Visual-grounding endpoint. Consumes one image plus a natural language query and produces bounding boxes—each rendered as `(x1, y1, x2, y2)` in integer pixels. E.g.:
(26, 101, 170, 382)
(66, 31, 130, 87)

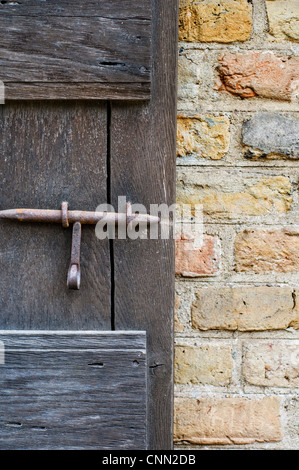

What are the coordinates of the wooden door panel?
(0, 331, 147, 450)
(0, 0, 152, 100)
(0, 102, 111, 330)
(0, 0, 178, 450)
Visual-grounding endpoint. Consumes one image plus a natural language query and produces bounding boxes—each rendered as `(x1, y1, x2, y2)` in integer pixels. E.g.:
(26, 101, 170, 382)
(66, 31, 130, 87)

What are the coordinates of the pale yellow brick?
(177, 115, 230, 160)
(177, 173, 292, 219)
(243, 341, 299, 387)
(179, 0, 252, 42)
(266, 0, 299, 42)
(175, 343, 233, 385)
(191, 286, 299, 331)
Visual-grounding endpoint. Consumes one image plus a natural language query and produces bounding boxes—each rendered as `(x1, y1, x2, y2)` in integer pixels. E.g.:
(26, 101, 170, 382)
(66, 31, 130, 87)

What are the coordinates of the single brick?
(179, 0, 252, 43)
(242, 114, 299, 160)
(175, 233, 221, 277)
(266, 0, 299, 42)
(235, 229, 299, 273)
(174, 397, 282, 445)
(243, 341, 299, 388)
(177, 172, 292, 218)
(175, 343, 233, 385)
(177, 115, 230, 160)
(191, 286, 299, 331)
(217, 52, 299, 101)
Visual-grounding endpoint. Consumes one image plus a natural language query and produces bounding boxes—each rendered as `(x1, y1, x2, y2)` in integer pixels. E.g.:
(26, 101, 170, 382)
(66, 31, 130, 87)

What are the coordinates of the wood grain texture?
(0, 102, 111, 330)
(0, 0, 151, 18)
(0, 331, 147, 450)
(5, 83, 150, 101)
(110, 0, 178, 450)
(0, 330, 146, 350)
(0, 0, 152, 100)
(0, 0, 178, 450)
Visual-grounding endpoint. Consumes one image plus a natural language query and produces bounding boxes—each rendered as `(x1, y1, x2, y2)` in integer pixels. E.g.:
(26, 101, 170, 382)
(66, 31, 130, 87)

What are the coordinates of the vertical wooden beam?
(110, 0, 178, 449)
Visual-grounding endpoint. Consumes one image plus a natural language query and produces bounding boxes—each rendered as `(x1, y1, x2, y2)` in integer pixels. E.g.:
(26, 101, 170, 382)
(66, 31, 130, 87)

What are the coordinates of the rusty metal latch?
(0, 202, 160, 290)
(67, 221, 82, 290)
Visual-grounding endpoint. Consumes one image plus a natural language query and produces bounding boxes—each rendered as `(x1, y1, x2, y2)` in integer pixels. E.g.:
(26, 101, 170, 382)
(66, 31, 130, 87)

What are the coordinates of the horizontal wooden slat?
(4, 82, 150, 100)
(0, 0, 151, 18)
(0, 331, 147, 450)
(0, 331, 146, 350)
(0, 17, 151, 83)
(0, 0, 152, 100)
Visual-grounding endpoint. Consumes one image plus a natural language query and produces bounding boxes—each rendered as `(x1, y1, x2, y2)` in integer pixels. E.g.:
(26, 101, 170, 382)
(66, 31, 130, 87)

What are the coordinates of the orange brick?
(235, 229, 299, 273)
(175, 233, 220, 277)
(217, 52, 299, 101)
(174, 397, 282, 445)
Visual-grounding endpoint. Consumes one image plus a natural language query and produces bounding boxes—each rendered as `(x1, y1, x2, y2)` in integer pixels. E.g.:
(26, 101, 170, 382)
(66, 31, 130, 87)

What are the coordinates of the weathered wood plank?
(0, 0, 152, 99)
(0, 332, 147, 450)
(5, 83, 150, 101)
(0, 0, 151, 18)
(0, 331, 146, 350)
(110, 0, 178, 450)
(0, 102, 111, 330)
(0, 17, 151, 82)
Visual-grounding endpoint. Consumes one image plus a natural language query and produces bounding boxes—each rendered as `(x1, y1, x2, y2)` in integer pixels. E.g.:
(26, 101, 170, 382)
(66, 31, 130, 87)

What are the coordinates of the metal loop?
(67, 263, 81, 290)
(67, 221, 81, 290)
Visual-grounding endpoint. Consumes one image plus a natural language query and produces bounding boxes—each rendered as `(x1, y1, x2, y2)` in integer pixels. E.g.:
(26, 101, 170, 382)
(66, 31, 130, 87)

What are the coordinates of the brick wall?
(175, 0, 299, 449)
